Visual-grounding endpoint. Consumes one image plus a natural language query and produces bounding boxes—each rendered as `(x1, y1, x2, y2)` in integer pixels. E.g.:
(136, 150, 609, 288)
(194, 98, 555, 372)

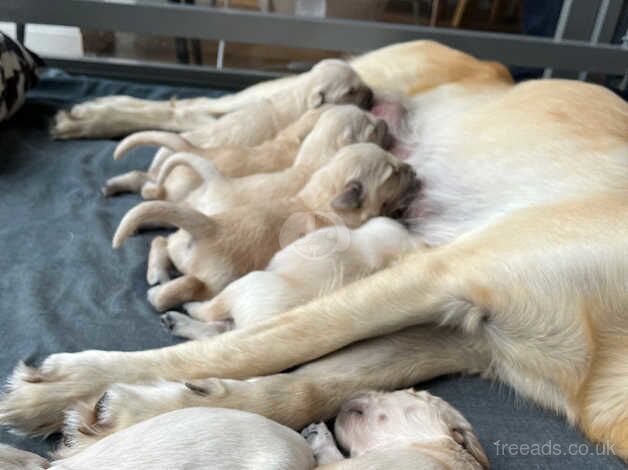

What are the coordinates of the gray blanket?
(0, 70, 624, 469)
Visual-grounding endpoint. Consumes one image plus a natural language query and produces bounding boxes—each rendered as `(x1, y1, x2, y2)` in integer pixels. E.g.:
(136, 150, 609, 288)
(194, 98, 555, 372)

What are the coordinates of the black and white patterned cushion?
(0, 32, 43, 123)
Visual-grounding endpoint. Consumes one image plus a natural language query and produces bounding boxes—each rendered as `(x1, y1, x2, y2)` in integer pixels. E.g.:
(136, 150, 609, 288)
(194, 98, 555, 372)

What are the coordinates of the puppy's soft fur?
(162, 217, 419, 340)
(53, 58, 372, 142)
(3, 42, 628, 463)
(104, 106, 329, 199)
(0, 408, 315, 469)
(153, 105, 389, 214)
(0, 444, 49, 470)
(113, 143, 418, 310)
(304, 389, 488, 469)
(1, 391, 481, 469)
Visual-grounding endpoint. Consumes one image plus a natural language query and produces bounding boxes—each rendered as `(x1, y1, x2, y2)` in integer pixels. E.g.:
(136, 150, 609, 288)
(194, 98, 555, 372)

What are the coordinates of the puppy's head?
(306, 59, 373, 109)
(335, 389, 489, 468)
(297, 106, 390, 163)
(302, 143, 418, 228)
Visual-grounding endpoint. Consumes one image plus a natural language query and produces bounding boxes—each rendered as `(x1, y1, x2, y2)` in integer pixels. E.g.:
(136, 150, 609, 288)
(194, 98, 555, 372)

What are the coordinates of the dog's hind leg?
(55, 326, 489, 450)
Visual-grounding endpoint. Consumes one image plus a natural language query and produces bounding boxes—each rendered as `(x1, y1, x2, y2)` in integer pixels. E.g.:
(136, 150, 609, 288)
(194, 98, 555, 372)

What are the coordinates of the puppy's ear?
(331, 180, 364, 210)
(452, 427, 490, 469)
(308, 88, 325, 108)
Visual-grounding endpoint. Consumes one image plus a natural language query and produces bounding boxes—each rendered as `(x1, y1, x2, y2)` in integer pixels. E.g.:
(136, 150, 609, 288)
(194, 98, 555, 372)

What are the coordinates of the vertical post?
(545, 0, 602, 79)
(216, 0, 228, 70)
(16, 23, 26, 43)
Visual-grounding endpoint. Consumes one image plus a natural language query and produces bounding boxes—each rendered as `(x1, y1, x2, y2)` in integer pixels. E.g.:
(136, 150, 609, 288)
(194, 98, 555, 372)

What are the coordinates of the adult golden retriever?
(2, 41, 627, 462)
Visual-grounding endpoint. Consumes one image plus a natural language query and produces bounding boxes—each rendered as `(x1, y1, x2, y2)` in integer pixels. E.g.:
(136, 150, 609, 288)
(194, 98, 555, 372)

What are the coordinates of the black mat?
(0, 70, 624, 469)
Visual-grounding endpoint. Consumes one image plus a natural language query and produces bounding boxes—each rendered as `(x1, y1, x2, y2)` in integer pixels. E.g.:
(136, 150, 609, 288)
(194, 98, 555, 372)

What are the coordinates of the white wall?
(0, 23, 83, 57)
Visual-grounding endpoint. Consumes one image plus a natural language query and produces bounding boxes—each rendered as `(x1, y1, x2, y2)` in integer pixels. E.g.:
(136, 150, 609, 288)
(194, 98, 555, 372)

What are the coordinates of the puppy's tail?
(114, 131, 193, 160)
(0, 443, 50, 469)
(113, 201, 216, 248)
(157, 152, 223, 186)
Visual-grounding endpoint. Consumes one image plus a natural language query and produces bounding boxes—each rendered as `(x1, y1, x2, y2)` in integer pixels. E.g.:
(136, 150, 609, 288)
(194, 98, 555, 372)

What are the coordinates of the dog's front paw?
(0, 352, 115, 435)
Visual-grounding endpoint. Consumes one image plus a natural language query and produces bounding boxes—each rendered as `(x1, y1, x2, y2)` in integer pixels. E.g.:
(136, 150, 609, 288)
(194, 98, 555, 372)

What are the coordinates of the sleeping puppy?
(1, 408, 315, 470)
(1, 392, 483, 470)
(161, 217, 421, 340)
(153, 105, 390, 214)
(303, 389, 489, 469)
(112, 143, 418, 311)
(104, 106, 329, 199)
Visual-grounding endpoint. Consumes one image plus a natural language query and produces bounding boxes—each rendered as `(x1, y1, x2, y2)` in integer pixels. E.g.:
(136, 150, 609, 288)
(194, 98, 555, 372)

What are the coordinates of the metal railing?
(1, 0, 626, 88)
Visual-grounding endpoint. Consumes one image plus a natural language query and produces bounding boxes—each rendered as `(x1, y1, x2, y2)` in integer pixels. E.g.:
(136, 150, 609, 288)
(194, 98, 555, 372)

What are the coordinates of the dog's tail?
(114, 131, 193, 160)
(0, 443, 49, 469)
(157, 152, 223, 186)
(113, 201, 216, 248)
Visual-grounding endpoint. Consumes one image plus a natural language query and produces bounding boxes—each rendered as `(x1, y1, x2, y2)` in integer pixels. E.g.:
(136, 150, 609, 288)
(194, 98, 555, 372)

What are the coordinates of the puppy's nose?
(382, 131, 394, 150)
(362, 89, 374, 110)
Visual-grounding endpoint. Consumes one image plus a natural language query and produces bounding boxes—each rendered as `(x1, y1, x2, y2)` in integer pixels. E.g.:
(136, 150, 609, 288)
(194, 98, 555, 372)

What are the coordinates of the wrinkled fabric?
(0, 70, 624, 469)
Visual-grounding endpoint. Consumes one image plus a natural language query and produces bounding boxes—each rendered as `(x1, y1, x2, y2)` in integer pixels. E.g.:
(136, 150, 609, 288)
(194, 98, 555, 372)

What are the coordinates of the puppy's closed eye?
(331, 181, 364, 210)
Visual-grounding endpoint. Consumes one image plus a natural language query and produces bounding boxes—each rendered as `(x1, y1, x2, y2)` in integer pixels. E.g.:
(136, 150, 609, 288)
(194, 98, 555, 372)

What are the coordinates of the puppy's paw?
(50, 105, 102, 140)
(59, 382, 190, 455)
(147, 266, 170, 286)
(50, 96, 141, 139)
(160, 311, 181, 332)
(301, 422, 335, 448)
(0, 352, 113, 435)
(147, 285, 167, 311)
(161, 312, 226, 340)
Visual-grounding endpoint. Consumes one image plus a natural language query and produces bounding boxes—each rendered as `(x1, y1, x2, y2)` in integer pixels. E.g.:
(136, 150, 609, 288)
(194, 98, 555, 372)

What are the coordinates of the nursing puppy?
(104, 106, 329, 199)
(162, 217, 420, 340)
(113, 143, 418, 311)
(1, 408, 315, 470)
(53, 58, 373, 142)
(304, 389, 489, 469)
(153, 105, 389, 214)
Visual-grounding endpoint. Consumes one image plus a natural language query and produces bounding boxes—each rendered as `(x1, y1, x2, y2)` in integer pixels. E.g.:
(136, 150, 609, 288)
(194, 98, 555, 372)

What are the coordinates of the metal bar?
(1, 0, 627, 74)
(43, 56, 283, 89)
(549, 0, 601, 79)
(593, 0, 623, 43)
(578, 0, 621, 81)
(16, 22, 25, 43)
(544, 0, 573, 78)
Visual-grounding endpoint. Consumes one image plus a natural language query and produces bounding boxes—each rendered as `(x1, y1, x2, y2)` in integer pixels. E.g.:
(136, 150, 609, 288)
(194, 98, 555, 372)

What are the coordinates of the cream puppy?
(53, 58, 372, 141)
(303, 389, 489, 469)
(1, 408, 315, 470)
(154, 105, 389, 214)
(1, 392, 482, 470)
(113, 143, 418, 311)
(162, 217, 420, 340)
(104, 106, 329, 199)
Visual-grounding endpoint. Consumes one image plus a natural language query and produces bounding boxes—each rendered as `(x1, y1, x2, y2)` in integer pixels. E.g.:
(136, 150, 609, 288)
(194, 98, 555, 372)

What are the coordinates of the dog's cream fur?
(1, 41, 627, 463)
(151, 105, 389, 214)
(113, 143, 417, 309)
(162, 217, 419, 340)
(304, 389, 488, 469)
(103, 106, 329, 199)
